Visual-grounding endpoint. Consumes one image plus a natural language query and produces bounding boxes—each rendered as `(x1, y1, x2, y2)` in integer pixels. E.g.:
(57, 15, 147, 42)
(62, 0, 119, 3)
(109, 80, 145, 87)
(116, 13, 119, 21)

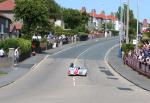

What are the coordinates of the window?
(5, 20, 8, 28)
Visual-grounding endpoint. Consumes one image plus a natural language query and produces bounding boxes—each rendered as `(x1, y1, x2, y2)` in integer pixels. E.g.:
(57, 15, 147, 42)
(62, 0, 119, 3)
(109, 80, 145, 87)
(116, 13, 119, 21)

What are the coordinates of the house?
(85, 8, 116, 31)
(80, 7, 116, 38)
(55, 19, 64, 29)
(0, 0, 22, 38)
(142, 19, 149, 33)
(0, 13, 11, 39)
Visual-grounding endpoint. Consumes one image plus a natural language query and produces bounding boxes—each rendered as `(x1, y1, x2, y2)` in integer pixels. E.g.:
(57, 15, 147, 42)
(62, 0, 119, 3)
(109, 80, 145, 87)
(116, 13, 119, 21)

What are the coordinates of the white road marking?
(95, 39, 98, 42)
(104, 44, 142, 88)
(104, 44, 123, 78)
(73, 45, 94, 87)
(104, 44, 119, 64)
(73, 77, 76, 86)
(4, 54, 50, 87)
(73, 42, 101, 87)
(32, 55, 49, 71)
(51, 47, 72, 56)
(74, 45, 96, 64)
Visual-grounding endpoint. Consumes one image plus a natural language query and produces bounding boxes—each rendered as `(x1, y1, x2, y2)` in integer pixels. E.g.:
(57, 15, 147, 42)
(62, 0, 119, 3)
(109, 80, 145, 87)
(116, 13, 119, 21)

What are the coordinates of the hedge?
(0, 38, 31, 61)
(78, 32, 88, 41)
(121, 43, 134, 55)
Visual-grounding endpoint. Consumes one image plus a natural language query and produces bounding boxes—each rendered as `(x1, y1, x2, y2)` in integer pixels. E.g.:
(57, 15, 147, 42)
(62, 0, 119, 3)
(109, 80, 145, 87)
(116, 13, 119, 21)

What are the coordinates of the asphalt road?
(0, 37, 149, 103)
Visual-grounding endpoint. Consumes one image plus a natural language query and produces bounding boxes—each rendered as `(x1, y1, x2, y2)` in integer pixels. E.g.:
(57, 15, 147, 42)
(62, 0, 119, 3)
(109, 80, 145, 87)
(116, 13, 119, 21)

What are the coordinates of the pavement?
(0, 42, 79, 88)
(107, 45, 150, 91)
(0, 40, 150, 92)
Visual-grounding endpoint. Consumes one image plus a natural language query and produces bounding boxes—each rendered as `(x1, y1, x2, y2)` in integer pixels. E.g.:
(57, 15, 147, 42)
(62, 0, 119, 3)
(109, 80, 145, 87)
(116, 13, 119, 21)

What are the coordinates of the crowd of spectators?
(126, 41, 150, 66)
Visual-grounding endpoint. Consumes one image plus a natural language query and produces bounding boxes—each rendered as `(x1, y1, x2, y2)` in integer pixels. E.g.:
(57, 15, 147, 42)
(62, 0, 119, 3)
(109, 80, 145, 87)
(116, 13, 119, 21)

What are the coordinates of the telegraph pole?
(136, 0, 140, 53)
(126, 0, 129, 44)
(118, 0, 123, 58)
(120, 0, 123, 46)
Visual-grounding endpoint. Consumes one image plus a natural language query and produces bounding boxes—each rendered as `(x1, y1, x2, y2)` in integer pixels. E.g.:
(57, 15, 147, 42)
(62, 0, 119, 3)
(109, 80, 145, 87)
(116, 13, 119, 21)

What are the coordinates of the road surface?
(0, 37, 149, 103)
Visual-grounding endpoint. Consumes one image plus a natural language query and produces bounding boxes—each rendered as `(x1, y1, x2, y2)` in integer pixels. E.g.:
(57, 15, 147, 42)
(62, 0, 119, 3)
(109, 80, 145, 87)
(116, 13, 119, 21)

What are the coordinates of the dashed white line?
(73, 77, 76, 86)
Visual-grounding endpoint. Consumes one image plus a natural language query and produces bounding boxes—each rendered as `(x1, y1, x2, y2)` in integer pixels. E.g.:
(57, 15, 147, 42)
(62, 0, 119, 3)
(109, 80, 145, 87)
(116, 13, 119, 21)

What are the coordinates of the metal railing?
(124, 56, 150, 78)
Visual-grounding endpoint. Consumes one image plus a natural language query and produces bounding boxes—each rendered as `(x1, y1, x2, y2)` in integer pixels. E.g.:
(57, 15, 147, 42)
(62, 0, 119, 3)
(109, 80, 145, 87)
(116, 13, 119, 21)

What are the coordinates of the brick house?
(142, 19, 149, 33)
(0, 13, 11, 39)
(0, 0, 22, 38)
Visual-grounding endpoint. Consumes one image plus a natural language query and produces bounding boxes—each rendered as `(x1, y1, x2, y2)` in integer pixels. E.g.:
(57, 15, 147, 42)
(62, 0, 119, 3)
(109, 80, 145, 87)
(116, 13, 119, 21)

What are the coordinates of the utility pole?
(136, 0, 140, 53)
(126, 0, 129, 44)
(120, 0, 123, 47)
(118, 0, 123, 58)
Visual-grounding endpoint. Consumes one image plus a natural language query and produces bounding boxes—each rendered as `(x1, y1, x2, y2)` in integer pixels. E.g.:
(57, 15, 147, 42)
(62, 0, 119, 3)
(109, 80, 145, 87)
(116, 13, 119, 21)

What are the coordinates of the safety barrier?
(125, 56, 150, 78)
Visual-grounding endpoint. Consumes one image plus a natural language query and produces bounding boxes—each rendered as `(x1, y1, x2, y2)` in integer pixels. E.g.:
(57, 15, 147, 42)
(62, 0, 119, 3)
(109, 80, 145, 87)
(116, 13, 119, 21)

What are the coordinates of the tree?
(101, 10, 105, 14)
(63, 8, 81, 29)
(62, 8, 89, 32)
(0, 0, 5, 2)
(116, 4, 137, 42)
(45, 0, 61, 20)
(14, 0, 49, 38)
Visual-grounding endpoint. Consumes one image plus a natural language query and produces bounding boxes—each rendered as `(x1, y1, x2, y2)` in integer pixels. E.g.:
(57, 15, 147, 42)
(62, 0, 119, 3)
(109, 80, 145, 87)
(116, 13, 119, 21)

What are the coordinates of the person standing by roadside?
(0, 48, 5, 57)
(14, 47, 20, 65)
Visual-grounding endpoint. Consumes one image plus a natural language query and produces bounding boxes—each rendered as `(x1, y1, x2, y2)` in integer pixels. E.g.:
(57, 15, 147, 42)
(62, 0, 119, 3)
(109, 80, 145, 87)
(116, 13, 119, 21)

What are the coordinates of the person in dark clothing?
(70, 63, 74, 68)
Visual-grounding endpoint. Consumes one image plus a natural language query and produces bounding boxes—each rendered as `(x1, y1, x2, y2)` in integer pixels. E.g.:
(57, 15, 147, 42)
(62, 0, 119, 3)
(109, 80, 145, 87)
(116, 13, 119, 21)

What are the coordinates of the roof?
(0, 0, 15, 11)
(0, 13, 11, 20)
(89, 12, 97, 17)
(106, 15, 116, 21)
(10, 22, 23, 32)
(97, 13, 106, 19)
(14, 22, 23, 30)
(89, 12, 116, 21)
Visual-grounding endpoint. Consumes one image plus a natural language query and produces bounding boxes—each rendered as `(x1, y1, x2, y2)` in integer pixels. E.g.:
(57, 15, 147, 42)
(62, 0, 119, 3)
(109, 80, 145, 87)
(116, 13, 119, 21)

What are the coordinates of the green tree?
(62, 8, 89, 32)
(45, 0, 61, 20)
(0, 0, 5, 2)
(63, 8, 81, 29)
(116, 4, 137, 42)
(101, 10, 105, 14)
(14, 0, 49, 38)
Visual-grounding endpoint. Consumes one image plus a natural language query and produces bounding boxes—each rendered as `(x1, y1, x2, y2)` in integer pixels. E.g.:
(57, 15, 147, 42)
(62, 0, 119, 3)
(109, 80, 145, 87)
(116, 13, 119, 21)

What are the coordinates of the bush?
(0, 38, 31, 61)
(111, 30, 119, 36)
(121, 43, 134, 55)
(1, 38, 18, 53)
(17, 38, 31, 54)
(78, 32, 88, 41)
(141, 32, 150, 41)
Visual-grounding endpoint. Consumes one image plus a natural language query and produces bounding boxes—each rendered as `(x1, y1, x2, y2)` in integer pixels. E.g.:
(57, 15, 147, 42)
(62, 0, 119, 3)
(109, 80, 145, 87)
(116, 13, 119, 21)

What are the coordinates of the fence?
(125, 56, 150, 78)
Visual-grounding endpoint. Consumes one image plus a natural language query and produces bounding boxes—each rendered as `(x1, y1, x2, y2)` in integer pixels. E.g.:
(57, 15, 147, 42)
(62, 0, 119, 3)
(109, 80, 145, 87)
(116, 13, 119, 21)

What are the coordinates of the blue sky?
(55, 0, 150, 23)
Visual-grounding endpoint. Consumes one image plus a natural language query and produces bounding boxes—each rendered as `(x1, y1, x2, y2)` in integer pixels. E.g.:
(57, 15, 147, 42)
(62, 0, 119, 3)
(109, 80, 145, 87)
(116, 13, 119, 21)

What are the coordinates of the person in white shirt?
(14, 47, 20, 64)
(0, 48, 5, 57)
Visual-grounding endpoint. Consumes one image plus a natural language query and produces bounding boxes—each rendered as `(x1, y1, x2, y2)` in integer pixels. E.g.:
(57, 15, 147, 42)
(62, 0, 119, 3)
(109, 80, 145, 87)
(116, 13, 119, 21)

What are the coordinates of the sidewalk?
(0, 42, 77, 88)
(107, 46, 150, 91)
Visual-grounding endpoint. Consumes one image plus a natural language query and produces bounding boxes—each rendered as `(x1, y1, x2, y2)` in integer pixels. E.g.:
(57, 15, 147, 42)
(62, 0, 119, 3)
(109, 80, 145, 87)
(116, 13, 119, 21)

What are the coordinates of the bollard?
(59, 41, 63, 46)
(53, 42, 57, 48)
(118, 48, 122, 58)
(8, 48, 14, 67)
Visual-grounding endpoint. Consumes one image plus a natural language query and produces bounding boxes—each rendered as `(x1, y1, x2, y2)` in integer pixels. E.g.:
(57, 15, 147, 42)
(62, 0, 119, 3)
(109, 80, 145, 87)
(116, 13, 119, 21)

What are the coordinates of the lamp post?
(136, 0, 140, 53)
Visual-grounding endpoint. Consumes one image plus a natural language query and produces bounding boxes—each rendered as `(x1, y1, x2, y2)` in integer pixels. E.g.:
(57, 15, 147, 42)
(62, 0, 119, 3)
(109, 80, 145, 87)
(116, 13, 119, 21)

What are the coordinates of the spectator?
(0, 48, 5, 57)
(14, 47, 20, 65)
